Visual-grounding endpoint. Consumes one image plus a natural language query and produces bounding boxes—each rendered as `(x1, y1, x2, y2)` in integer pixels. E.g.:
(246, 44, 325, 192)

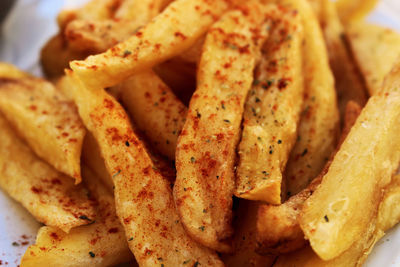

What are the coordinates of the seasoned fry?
(281, 0, 339, 196)
(57, 0, 122, 29)
(347, 22, 400, 96)
(256, 101, 361, 255)
(21, 166, 134, 267)
(274, 174, 400, 267)
(0, 76, 85, 182)
(300, 60, 400, 260)
(174, 4, 270, 252)
(0, 114, 95, 233)
(119, 70, 187, 160)
(221, 200, 276, 267)
(335, 0, 378, 24)
(40, 34, 87, 79)
(235, 6, 304, 203)
(67, 71, 223, 266)
(316, 0, 367, 120)
(70, 0, 233, 89)
(0, 62, 31, 79)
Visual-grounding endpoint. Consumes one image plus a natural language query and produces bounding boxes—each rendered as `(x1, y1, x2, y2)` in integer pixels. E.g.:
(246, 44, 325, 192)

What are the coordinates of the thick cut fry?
(70, 0, 233, 89)
(0, 62, 31, 79)
(41, 34, 88, 79)
(174, 4, 270, 252)
(315, 0, 367, 120)
(0, 76, 85, 183)
(0, 114, 95, 233)
(256, 101, 361, 255)
(335, 0, 378, 25)
(274, 174, 400, 267)
(67, 71, 223, 266)
(235, 7, 304, 203)
(347, 22, 400, 96)
(119, 70, 187, 160)
(57, 0, 122, 29)
(21, 167, 134, 267)
(281, 0, 339, 196)
(115, 0, 163, 21)
(65, 20, 141, 54)
(300, 60, 400, 260)
(221, 200, 276, 267)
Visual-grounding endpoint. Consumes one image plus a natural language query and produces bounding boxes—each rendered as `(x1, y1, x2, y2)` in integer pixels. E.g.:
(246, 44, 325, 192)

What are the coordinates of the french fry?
(347, 22, 400, 96)
(0, 76, 85, 183)
(316, 0, 367, 120)
(281, 0, 340, 196)
(299, 59, 400, 260)
(40, 34, 88, 79)
(57, 0, 122, 30)
(67, 71, 223, 266)
(221, 200, 276, 267)
(256, 101, 361, 255)
(335, 0, 378, 25)
(0, 114, 95, 233)
(235, 6, 304, 204)
(274, 174, 400, 267)
(119, 70, 187, 160)
(70, 0, 233, 89)
(0, 62, 31, 79)
(20, 166, 134, 267)
(174, 4, 270, 252)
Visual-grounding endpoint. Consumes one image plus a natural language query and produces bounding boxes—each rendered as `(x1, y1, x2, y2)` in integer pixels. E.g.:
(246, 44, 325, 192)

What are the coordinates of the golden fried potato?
(316, 0, 367, 121)
(40, 34, 88, 79)
(119, 70, 187, 160)
(335, 0, 378, 24)
(281, 0, 340, 196)
(0, 76, 85, 183)
(347, 22, 400, 96)
(21, 166, 134, 267)
(0, 78, 86, 183)
(300, 60, 400, 260)
(67, 71, 223, 266)
(274, 174, 400, 267)
(70, 0, 232, 89)
(256, 101, 361, 255)
(221, 200, 276, 267)
(0, 62, 31, 79)
(235, 6, 304, 203)
(174, 4, 271, 252)
(0, 114, 95, 233)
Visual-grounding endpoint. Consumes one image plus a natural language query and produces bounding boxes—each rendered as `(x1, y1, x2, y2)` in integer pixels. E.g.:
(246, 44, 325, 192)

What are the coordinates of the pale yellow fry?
(315, 0, 367, 120)
(300, 60, 400, 260)
(67, 71, 223, 266)
(0, 62, 31, 79)
(0, 76, 85, 183)
(274, 174, 400, 267)
(57, 0, 121, 29)
(347, 22, 400, 96)
(0, 114, 95, 233)
(21, 166, 134, 267)
(115, 0, 163, 21)
(235, 6, 304, 204)
(119, 70, 187, 160)
(335, 0, 378, 24)
(281, 0, 339, 196)
(174, 4, 270, 252)
(221, 200, 276, 267)
(70, 0, 232, 89)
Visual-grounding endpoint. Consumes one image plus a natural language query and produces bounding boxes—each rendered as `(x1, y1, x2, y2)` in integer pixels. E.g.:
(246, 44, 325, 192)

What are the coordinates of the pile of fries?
(1, 0, 400, 266)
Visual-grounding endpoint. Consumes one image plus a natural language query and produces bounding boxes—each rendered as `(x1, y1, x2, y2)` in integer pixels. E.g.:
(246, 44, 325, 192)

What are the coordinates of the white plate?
(0, 0, 399, 266)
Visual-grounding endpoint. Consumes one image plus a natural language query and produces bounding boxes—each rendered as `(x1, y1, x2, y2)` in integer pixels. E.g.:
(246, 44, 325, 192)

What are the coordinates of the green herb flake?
(253, 79, 261, 86)
(112, 170, 121, 178)
(255, 97, 261, 103)
(122, 50, 132, 57)
(324, 215, 329, 222)
(196, 110, 201, 118)
(301, 148, 308, 157)
(128, 237, 134, 241)
(223, 119, 230, 123)
(79, 215, 92, 221)
(227, 43, 238, 50)
(199, 226, 205, 232)
(194, 261, 199, 267)
(190, 157, 196, 163)
(221, 103, 226, 110)
(277, 139, 282, 144)
(125, 141, 130, 147)
(12, 242, 19, 247)
(89, 251, 95, 258)
(183, 259, 191, 264)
